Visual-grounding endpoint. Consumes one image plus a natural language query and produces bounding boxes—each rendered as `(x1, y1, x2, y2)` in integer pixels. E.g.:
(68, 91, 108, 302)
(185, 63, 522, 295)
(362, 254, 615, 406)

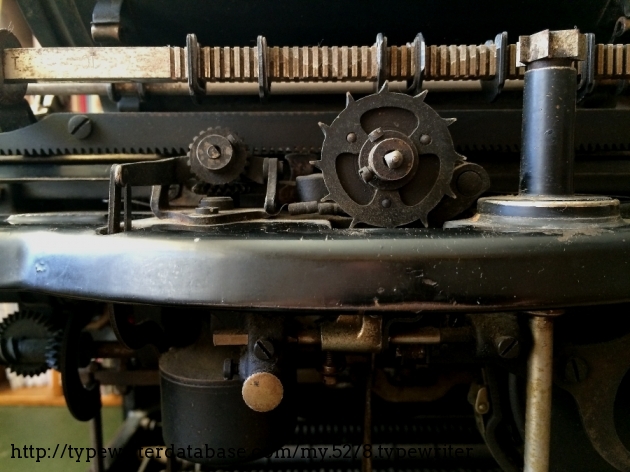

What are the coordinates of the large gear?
(188, 127, 249, 185)
(0, 310, 62, 377)
(315, 83, 464, 228)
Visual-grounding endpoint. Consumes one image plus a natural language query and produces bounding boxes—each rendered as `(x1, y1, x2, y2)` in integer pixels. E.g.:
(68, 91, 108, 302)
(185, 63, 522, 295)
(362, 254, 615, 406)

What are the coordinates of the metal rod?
(362, 353, 375, 472)
(524, 315, 555, 472)
(25, 79, 523, 97)
(519, 59, 577, 196)
(89, 408, 105, 472)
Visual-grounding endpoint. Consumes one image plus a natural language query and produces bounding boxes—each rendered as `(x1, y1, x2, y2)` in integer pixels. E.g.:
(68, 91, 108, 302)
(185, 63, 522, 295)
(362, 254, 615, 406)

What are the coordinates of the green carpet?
(0, 406, 123, 472)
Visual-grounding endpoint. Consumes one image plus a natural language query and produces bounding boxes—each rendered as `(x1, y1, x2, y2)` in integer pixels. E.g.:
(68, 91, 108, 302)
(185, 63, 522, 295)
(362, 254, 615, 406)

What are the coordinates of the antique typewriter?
(2, 1, 630, 471)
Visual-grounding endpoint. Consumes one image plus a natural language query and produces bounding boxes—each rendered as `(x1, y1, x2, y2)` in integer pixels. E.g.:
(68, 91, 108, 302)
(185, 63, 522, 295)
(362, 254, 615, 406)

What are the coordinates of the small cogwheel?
(315, 83, 464, 228)
(0, 310, 62, 376)
(188, 127, 249, 185)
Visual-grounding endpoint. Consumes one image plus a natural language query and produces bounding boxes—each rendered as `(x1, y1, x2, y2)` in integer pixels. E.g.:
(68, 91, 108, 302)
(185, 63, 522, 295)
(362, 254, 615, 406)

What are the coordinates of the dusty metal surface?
(517, 29, 587, 64)
(320, 314, 383, 352)
(556, 331, 630, 471)
(2, 224, 630, 309)
(524, 315, 555, 472)
(4, 39, 630, 87)
(317, 86, 462, 228)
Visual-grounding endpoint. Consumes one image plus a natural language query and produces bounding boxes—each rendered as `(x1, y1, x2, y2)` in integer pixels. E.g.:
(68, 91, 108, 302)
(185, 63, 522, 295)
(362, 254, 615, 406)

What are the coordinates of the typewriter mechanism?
(3, 2, 630, 471)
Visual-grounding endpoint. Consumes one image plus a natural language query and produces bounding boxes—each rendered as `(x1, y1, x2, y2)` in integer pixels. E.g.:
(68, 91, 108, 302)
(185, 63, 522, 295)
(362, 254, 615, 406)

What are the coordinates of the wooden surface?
(0, 371, 121, 406)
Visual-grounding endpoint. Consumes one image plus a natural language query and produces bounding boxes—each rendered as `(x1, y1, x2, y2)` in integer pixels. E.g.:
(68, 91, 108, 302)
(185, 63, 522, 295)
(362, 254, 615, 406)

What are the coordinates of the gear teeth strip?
(443, 118, 457, 126)
(318, 122, 330, 137)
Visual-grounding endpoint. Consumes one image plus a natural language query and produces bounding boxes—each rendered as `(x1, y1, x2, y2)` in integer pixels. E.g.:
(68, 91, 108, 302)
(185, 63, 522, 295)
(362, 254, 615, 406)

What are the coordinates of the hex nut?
(517, 29, 586, 65)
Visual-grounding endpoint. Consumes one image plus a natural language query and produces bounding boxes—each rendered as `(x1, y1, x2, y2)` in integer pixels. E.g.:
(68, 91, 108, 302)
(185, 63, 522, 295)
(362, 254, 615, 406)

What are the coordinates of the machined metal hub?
(317, 85, 463, 228)
(446, 195, 625, 230)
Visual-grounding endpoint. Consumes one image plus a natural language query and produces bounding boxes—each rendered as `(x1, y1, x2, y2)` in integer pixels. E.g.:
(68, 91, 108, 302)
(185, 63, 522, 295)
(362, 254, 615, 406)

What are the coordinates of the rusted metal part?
(524, 314, 556, 472)
(388, 326, 441, 344)
(556, 331, 630, 471)
(6, 29, 630, 88)
(517, 29, 587, 64)
(320, 314, 383, 352)
(317, 86, 461, 228)
(372, 369, 474, 402)
(212, 330, 249, 346)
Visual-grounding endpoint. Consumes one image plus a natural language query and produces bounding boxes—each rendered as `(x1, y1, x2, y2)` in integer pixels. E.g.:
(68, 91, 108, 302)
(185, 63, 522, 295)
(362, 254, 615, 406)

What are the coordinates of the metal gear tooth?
(45, 330, 63, 371)
(414, 90, 428, 101)
(345, 92, 355, 107)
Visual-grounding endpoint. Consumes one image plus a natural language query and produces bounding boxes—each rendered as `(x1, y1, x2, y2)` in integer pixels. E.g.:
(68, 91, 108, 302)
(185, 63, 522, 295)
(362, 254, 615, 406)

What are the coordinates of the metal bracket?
(376, 33, 388, 92)
(186, 34, 205, 104)
(263, 157, 278, 213)
(481, 32, 508, 102)
(407, 33, 426, 95)
(107, 156, 191, 234)
(577, 33, 596, 102)
(91, 0, 125, 45)
(0, 29, 27, 106)
(257, 35, 270, 101)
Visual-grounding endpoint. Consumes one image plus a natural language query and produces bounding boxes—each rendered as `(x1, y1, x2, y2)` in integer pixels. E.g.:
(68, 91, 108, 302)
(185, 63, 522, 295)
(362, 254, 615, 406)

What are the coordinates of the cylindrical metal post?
(519, 60, 577, 196)
(524, 315, 555, 472)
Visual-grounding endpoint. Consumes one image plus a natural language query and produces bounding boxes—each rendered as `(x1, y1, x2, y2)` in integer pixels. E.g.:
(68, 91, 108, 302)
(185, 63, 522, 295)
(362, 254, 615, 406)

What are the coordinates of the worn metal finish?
(517, 29, 587, 64)
(2, 224, 630, 309)
(6, 35, 630, 85)
(320, 315, 383, 352)
(160, 335, 293, 465)
(524, 315, 555, 472)
(0, 31, 28, 106)
(5, 109, 630, 158)
(317, 86, 461, 227)
(556, 331, 630, 471)
(241, 371, 284, 412)
(450, 29, 623, 231)
(520, 66, 577, 196)
(188, 127, 247, 185)
(481, 32, 509, 101)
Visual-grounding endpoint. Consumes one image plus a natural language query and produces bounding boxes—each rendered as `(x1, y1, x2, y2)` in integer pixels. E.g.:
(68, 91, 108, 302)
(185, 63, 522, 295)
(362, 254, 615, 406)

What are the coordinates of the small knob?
(241, 372, 284, 412)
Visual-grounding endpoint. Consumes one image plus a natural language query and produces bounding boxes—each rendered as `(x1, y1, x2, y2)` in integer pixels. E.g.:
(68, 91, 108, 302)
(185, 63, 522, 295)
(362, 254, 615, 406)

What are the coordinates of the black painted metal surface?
(1, 223, 630, 310)
(3, 109, 630, 158)
(520, 66, 577, 196)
